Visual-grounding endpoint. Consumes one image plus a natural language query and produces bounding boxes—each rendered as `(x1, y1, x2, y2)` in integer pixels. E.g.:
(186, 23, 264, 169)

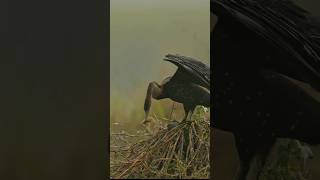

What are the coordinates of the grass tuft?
(110, 106, 210, 179)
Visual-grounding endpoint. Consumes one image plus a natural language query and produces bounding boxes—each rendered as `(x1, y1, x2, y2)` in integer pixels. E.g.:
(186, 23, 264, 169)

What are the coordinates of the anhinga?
(144, 54, 210, 122)
(212, 0, 320, 179)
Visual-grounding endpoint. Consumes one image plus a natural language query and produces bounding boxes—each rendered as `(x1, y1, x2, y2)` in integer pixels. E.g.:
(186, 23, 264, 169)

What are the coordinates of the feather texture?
(212, 0, 320, 88)
(164, 54, 210, 89)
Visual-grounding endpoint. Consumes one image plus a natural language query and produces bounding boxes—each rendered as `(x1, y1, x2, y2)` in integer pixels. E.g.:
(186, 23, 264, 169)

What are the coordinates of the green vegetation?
(260, 139, 311, 180)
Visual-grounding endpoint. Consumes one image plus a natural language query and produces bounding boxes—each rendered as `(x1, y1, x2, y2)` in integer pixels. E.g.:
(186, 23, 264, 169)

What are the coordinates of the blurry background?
(110, 0, 210, 133)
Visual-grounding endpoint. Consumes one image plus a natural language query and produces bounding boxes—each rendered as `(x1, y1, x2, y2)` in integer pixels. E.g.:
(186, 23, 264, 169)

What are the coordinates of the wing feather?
(212, 0, 320, 88)
(164, 54, 210, 89)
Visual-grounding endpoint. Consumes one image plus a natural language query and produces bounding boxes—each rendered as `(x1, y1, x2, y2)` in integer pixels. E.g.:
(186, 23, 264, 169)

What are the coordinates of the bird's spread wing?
(212, 0, 320, 89)
(164, 54, 210, 89)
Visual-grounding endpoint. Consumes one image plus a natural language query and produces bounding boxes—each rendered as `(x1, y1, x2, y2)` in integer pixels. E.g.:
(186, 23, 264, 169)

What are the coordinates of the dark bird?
(144, 54, 210, 122)
(212, 0, 320, 179)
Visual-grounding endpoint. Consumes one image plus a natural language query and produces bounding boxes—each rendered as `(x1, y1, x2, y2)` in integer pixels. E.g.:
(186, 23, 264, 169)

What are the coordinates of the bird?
(141, 117, 163, 136)
(211, 0, 320, 179)
(143, 54, 210, 122)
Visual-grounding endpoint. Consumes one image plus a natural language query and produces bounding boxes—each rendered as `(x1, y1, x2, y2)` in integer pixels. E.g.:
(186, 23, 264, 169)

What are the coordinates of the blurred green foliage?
(260, 139, 310, 180)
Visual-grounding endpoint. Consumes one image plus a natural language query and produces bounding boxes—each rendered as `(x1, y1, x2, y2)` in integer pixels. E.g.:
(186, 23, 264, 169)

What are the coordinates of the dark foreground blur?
(211, 0, 320, 179)
(1, 0, 108, 179)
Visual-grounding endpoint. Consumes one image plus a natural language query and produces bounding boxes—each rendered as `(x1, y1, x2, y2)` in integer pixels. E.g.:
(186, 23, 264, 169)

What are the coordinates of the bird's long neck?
(144, 82, 162, 120)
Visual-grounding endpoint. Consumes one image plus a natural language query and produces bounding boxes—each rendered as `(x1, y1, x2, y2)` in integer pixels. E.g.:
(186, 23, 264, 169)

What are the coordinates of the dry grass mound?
(110, 106, 210, 179)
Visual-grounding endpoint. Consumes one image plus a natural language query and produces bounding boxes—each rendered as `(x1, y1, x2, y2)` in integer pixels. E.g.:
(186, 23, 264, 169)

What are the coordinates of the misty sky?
(109, 0, 320, 113)
(110, 0, 210, 98)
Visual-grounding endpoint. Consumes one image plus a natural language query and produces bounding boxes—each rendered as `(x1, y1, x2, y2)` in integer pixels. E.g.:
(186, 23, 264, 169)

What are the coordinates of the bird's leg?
(234, 136, 254, 180)
(188, 109, 195, 121)
(247, 139, 275, 180)
(234, 134, 275, 180)
(183, 112, 189, 122)
(144, 81, 163, 121)
(183, 105, 192, 121)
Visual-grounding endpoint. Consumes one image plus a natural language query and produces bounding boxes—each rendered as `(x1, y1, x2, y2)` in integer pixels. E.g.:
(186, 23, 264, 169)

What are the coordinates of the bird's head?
(141, 117, 155, 126)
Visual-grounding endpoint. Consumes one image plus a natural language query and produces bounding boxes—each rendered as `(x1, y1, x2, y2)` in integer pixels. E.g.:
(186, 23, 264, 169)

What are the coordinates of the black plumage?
(144, 54, 210, 121)
(213, 0, 320, 89)
(212, 0, 320, 179)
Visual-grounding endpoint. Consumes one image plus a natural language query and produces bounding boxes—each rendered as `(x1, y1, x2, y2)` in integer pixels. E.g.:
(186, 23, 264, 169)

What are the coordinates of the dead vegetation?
(110, 106, 210, 179)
